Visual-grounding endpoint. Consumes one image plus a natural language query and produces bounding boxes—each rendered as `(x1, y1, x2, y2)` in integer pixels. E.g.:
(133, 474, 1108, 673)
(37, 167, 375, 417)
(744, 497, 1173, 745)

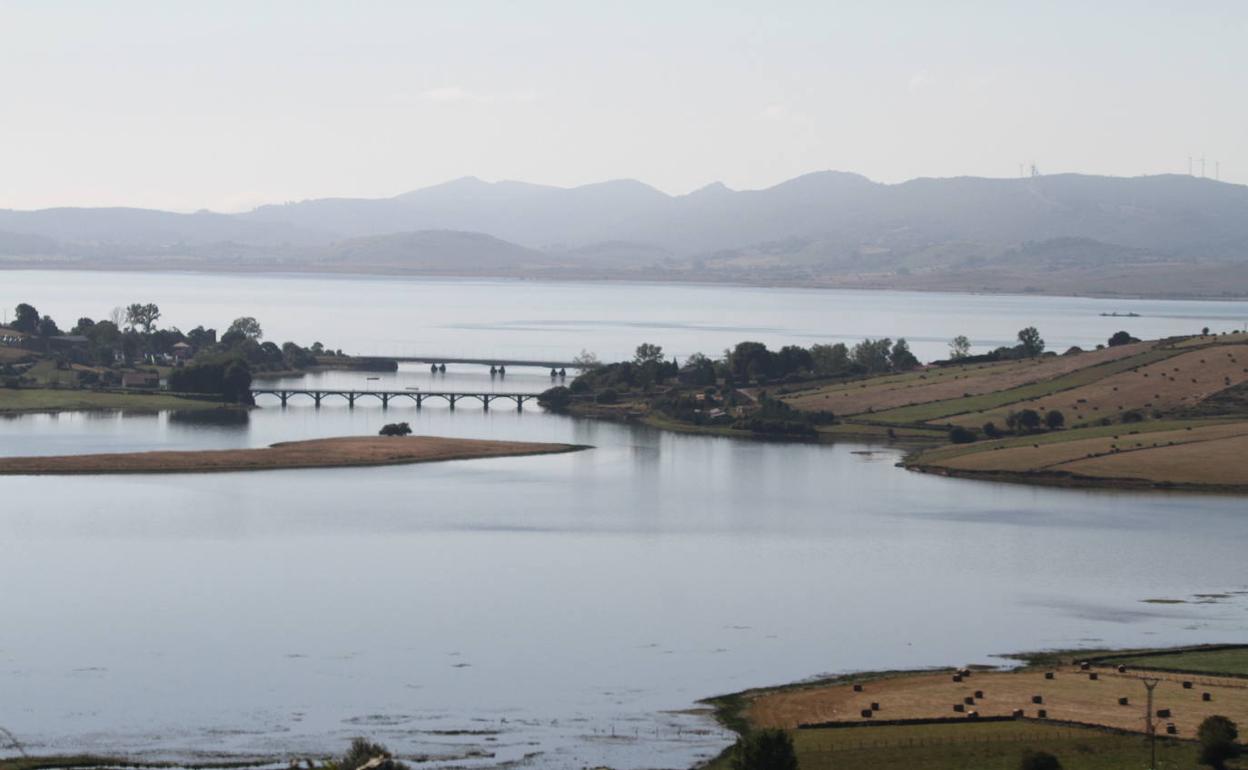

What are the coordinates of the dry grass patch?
(747, 666, 1248, 739)
(927, 422, 1248, 476)
(1055, 432, 1248, 486)
(784, 344, 1151, 417)
(0, 435, 585, 475)
(946, 345, 1248, 429)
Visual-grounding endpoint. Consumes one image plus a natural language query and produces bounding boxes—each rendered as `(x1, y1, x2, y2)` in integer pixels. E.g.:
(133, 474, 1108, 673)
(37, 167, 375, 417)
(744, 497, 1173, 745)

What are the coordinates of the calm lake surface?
(3, 271, 1248, 769)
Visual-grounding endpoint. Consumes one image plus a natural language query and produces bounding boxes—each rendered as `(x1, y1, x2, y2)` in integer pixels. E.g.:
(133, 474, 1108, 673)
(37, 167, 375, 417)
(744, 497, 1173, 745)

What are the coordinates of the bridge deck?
(388, 356, 580, 368)
(250, 388, 543, 408)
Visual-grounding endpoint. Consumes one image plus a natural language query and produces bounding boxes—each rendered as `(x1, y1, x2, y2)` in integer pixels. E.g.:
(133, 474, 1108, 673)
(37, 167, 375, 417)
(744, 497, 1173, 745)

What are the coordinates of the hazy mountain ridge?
(2, 172, 1247, 297)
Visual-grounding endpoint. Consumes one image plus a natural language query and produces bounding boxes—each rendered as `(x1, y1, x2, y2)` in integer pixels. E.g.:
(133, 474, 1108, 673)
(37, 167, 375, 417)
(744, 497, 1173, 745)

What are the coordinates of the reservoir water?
(3, 271, 1248, 769)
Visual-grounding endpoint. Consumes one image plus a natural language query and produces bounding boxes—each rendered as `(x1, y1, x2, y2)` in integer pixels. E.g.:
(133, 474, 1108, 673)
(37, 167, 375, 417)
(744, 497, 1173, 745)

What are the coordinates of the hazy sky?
(1, 1, 1244, 211)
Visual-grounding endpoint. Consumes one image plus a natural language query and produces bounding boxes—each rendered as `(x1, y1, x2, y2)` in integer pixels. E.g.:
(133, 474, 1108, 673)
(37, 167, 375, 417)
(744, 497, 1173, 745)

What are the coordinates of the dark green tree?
(1107, 330, 1139, 347)
(1197, 715, 1239, 770)
(949, 335, 972, 359)
(1018, 326, 1045, 357)
(890, 338, 920, 370)
(125, 303, 161, 333)
(379, 422, 413, 437)
(1045, 410, 1065, 429)
(633, 342, 664, 366)
(12, 303, 40, 333)
(730, 729, 798, 770)
(226, 316, 263, 341)
(37, 315, 61, 337)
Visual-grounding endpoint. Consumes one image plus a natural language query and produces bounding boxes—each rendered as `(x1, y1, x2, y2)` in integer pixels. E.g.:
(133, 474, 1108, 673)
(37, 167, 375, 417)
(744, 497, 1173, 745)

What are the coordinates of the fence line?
(800, 728, 1130, 754)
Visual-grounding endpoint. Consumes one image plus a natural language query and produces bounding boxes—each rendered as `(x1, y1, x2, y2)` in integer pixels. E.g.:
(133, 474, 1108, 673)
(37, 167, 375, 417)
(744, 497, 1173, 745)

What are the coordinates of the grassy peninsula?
(543, 328, 1248, 492)
(0, 435, 586, 475)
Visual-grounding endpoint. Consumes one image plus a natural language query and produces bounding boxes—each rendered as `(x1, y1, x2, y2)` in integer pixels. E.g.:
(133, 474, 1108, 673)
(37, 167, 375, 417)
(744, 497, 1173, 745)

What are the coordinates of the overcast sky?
(1, 0, 1244, 212)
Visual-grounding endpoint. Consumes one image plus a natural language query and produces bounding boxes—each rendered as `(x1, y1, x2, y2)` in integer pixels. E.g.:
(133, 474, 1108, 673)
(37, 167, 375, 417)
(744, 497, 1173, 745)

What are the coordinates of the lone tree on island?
(379, 422, 412, 437)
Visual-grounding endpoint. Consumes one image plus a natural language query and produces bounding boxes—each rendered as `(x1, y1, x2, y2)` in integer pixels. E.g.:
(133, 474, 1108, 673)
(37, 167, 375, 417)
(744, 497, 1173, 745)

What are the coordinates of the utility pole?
(1142, 677, 1160, 770)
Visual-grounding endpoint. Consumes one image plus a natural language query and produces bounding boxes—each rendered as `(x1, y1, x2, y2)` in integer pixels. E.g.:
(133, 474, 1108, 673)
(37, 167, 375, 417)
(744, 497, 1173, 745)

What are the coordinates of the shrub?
(1107, 330, 1139, 347)
(333, 738, 409, 770)
(1121, 410, 1145, 423)
(538, 386, 572, 410)
(730, 728, 798, 770)
(1197, 715, 1239, 770)
(1019, 750, 1062, 770)
(982, 421, 1001, 438)
(595, 388, 620, 404)
(950, 426, 978, 444)
(1045, 410, 1065, 429)
(379, 422, 412, 437)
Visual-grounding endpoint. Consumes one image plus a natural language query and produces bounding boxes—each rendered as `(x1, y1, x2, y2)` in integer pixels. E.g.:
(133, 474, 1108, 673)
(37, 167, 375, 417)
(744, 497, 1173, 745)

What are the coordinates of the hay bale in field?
(1117, 665, 1127, 673)
(1166, 723, 1177, 735)
(1118, 697, 1129, 706)
(953, 703, 965, 713)
(1037, 709, 1048, 718)
(967, 711, 979, 719)
(1089, 672, 1099, 680)
(1183, 681, 1193, 689)
(1045, 672, 1055, 680)
(1079, 661, 1090, 670)
(1157, 708, 1171, 718)
(871, 702, 880, 710)
(1012, 709, 1024, 718)
(1203, 692, 1212, 702)
(860, 709, 873, 718)
(974, 690, 984, 699)
(852, 683, 863, 692)
(1032, 695, 1043, 704)
(952, 674, 963, 682)
(964, 696, 975, 705)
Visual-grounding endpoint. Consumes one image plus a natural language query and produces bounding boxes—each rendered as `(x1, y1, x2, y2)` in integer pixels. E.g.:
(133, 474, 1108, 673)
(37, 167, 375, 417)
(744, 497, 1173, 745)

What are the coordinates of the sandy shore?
(0, 435, 587, 475)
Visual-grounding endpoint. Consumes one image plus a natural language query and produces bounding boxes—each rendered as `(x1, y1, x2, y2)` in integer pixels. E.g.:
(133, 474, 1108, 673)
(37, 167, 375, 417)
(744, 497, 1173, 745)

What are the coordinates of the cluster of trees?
(167, 358, 254, 404)
(7, 302, 338, 393)
(938, 327, 1046, 366)
(733, 392, 835, 437)
(726, 338, 919, 383)
(379, 422, 413, 437)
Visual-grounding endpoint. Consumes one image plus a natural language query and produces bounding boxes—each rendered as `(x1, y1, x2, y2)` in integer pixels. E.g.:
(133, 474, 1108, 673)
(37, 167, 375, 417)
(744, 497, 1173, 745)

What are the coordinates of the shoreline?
(0, 435, 588, 475)
(5, 262, 1248, 302)
(903, 461, 1248, 495)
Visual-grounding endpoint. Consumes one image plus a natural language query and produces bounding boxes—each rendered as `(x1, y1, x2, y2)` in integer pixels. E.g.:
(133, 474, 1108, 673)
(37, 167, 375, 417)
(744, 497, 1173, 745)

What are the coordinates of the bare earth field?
(746, 665, 1248, 740)
(0, 435, 585, 475)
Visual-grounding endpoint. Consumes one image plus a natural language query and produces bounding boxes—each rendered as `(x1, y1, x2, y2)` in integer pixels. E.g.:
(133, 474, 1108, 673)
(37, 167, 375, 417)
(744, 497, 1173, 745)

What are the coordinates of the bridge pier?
(448, 394, 457, 410)
(482, 395, 490, 411)
(347, 393, 356, 408)
(313, 393, 323, 407)
(381, 394, 390, 409)
(416, 394, 423, 409)
(279, 392, 289, 407)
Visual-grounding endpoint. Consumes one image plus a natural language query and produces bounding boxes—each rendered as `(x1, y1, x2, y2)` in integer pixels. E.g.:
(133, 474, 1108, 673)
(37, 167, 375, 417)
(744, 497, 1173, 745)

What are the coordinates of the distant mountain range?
(3, 171, 1247, 298)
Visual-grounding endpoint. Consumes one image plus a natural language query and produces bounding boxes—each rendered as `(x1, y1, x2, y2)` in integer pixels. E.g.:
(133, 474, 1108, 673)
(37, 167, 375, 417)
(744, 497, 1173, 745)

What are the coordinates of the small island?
(0, 435, 586, 475)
